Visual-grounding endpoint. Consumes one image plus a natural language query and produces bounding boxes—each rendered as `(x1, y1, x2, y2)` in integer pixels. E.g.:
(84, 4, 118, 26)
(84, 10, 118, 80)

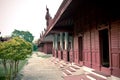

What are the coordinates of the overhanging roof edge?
(44, 0, 72, 36)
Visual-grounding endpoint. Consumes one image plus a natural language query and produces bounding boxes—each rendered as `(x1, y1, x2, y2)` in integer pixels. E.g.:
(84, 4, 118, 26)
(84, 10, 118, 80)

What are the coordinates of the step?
(62, 62, 67, 66)
(64, 75, 91, 80)
(90, 70, 110, 79)
(53, 60, 59, 64)
(71, 65, 80, 69)
(67, 67, 76, 72)
(72, 64, 81, 68)
(63, 70, 72, 76)
(87, 74, 107, 80)
(51, 59, 55, 62)
(59, 62, 67, 68)
(60, 64, 64, 68)
(66, 69, 72, 74)
(54, 61, 58, 64)
(69, 66, 76, 71)
(92, 70, 110, 77)
(74, 63, 82, 67)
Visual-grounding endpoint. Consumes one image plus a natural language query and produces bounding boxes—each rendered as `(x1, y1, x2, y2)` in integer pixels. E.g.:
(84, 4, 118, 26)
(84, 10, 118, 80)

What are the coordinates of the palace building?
(38, 0, 120, 79)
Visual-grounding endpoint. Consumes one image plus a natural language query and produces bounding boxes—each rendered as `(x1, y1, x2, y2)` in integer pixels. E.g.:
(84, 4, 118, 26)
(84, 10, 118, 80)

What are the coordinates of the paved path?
(20, 52, 64, 80)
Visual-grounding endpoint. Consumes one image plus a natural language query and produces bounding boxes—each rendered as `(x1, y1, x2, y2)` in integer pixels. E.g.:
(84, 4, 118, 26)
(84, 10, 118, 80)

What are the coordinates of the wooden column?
(69, 36, 73, 50)
(52, 35, 56, 57)
(60, 32, 63, 50)
(57, 34, 61, 60)
(65, 32, 68, 50)
(55, 34, 58, 50)
(63, 32, 69, 61)
(69, 36, 74, 62)
(53, 35, 55, 49)
(59, 32, 63, 60)
(53, 34, 58, 58)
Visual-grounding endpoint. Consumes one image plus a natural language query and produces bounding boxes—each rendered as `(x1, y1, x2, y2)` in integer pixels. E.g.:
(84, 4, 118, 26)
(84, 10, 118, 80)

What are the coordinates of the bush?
(0, 37, 32, 80)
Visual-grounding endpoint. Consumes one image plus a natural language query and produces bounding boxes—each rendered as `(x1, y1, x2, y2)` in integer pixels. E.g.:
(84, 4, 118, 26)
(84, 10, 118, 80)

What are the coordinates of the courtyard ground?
(18, 52, 111, 80)
(19, 52, 64, 80)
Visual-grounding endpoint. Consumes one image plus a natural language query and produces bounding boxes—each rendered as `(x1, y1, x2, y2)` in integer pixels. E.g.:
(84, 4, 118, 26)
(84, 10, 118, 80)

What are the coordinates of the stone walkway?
(20, 52, 64, 80)
(18, 52, 111, 80)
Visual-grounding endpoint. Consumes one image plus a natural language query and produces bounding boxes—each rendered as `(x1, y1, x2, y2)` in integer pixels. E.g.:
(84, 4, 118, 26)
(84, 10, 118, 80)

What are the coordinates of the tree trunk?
(2, 59, 8, 76)
(14, 60, 19, 79)
(9, 60, 14, 80)
(16, 61, 19, 73)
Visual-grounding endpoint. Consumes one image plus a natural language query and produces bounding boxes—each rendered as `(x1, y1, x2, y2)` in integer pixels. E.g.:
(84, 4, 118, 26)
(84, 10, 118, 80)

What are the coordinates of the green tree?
(32, 43, 38, 51)
(0, 37, 32, 80)
(12, 29, 34, 43)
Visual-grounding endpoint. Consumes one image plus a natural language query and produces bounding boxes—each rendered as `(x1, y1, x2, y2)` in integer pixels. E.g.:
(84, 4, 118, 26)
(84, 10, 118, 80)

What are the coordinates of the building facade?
(39, 0, 120, 78)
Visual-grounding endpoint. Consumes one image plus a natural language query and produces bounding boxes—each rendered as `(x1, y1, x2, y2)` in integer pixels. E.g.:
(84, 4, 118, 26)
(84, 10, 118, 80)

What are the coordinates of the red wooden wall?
(111, 21, 120, 77)
(42, 42, 53, 54)
(73, 13, 120, 77)
(83, 26, 91, 67)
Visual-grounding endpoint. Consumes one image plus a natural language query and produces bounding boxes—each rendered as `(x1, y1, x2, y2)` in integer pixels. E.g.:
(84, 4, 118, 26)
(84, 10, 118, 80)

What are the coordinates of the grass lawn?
(0, 59, 28, 80)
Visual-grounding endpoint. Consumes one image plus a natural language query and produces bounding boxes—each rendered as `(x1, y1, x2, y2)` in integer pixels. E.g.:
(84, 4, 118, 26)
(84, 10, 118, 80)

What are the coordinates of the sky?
(0, 0, 63, 41)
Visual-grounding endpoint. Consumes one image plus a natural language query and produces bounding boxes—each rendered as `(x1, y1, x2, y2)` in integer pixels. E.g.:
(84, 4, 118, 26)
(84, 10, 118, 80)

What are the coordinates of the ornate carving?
(45, 6, 52, 26)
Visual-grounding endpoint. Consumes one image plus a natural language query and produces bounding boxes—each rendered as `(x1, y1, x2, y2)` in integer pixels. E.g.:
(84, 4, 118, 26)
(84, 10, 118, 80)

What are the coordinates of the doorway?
(99, 29, 110, 67)
(67, 51, 70, 62)
(78, 36, 83, 61)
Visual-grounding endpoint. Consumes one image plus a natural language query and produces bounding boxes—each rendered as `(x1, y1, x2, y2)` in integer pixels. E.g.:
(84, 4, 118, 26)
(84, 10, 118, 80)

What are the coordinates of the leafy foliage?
(12, 29, 34, 43)
(0, 37, 32, 60)
(32, 43, 38, 51)
(0, 37, 32, 80)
